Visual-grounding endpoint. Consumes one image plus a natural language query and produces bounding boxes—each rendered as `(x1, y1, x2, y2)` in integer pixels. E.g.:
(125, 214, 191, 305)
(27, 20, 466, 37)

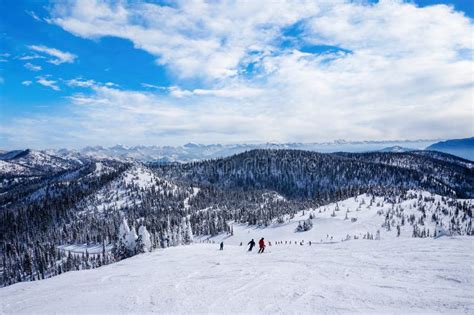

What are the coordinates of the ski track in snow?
(1, 238, 473, 314)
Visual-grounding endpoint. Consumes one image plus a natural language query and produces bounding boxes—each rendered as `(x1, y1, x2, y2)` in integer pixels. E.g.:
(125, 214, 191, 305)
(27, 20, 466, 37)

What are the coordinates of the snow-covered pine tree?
(296, 218, 313, 232)
(135, 234, 145, 254)
(296, 221, 304, 232)
(183, 218, 194, 244)
(112, 218, 138, 259)
(137, 225, 152, 252)
(176, 223, 183, 245)
(126, 225, 138, 255)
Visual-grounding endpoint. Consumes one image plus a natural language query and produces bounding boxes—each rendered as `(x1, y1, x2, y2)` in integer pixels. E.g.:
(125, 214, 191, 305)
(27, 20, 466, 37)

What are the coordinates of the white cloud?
(1, 0, 472, 148)
(0, 52, 9, 62)
(66, 78, 96, 88)
(192, 87, 263, 98)
(168, 86, 263, 98)
(26, 10, 41, 21)
(49, 0, 318, 80)
(142, 84, 263, 98)
(167, 86, 194, 98)
(18, 53, 45, 61)
(141, 83, 168, 90)
(64, 77, 119, 89)
(22, 80, 33, 86)
(28, 45, 77, 65)
(36, 76, 60, 91)
(24, 62, 42, 71)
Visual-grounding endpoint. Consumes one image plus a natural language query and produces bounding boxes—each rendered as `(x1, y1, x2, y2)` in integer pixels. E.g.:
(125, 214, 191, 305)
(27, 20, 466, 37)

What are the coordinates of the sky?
(0, 0, 472, 149)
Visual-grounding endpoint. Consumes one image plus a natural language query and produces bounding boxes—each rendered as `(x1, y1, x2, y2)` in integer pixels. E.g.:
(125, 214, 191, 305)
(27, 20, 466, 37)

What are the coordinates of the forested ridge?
(1, 148, 472, 286)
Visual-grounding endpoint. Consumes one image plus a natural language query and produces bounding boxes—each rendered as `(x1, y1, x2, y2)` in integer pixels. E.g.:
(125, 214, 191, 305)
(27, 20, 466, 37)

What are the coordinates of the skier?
(248, 239, 256, 251)
(220, 241, 224, 250)
(258, 238, 265, 254)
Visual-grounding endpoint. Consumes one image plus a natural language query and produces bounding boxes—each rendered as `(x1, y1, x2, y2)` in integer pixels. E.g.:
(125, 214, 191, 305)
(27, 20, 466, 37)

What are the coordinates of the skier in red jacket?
(258, 238, 265, 254)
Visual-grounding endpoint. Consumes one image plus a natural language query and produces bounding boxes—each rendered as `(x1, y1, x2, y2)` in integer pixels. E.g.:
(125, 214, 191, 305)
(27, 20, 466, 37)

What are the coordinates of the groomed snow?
(2, 190, 472, 313)
(1, 238, 472, 314)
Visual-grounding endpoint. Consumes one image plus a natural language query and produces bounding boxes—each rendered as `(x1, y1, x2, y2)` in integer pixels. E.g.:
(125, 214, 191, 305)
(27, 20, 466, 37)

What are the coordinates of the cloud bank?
(2, 0, 473, 148)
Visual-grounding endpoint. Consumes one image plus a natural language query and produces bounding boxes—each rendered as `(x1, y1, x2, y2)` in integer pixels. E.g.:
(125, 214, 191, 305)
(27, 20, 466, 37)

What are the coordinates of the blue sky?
(0, 0, 472, 149)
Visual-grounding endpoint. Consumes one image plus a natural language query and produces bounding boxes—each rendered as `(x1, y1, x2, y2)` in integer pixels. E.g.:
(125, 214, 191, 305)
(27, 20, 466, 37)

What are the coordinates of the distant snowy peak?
(378, 146, 414, 153)
(45, 139, 438, 162)
(0, 149, 78, 176)
(183, 142, 201, 148)
(0, 148, 124, 177)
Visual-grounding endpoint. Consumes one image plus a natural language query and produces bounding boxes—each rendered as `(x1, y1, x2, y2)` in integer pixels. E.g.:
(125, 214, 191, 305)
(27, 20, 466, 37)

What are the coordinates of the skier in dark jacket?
(258, 238, 265, 254)
(248, 239, 256, 251)
(220, 241, 224, 250)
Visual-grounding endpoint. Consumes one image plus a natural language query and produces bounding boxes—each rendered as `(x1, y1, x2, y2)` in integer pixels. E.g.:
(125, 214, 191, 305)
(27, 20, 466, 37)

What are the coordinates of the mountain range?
(0, 143, 472, 287)
(3, 137, 471, 163)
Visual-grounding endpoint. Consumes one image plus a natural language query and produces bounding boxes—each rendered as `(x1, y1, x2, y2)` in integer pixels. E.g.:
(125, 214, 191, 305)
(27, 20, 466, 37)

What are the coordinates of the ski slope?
(1, 191, 472, 313)
(1, 238, 473, 314)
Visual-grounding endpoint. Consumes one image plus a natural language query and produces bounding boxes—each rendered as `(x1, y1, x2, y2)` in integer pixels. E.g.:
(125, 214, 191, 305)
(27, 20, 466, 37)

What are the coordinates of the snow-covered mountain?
(0, 147, 472, 293)
(0, 191, 472, 313)
(378, 145, 414, 153)
(10, 137, 474, 164)
(0, 149, 84, 176)
(0, 139, 450, 164)
(30, 139, 437, 162)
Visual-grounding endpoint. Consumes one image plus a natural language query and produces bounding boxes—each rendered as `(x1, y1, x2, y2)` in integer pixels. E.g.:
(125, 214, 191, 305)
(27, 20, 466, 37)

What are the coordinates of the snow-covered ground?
(1, 190, 472, 314)
(202, 191, 472, 245)
(1, 238, 472, 314)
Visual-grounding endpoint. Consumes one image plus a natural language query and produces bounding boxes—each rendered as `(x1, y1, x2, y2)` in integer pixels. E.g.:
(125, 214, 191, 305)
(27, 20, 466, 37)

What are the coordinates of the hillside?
(159, 149, 474, 198)
(426, 137, 474, 161)
(1, 189, 473, 312)
(1, 148, 473, 287)
(204, 190, 472, 244)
